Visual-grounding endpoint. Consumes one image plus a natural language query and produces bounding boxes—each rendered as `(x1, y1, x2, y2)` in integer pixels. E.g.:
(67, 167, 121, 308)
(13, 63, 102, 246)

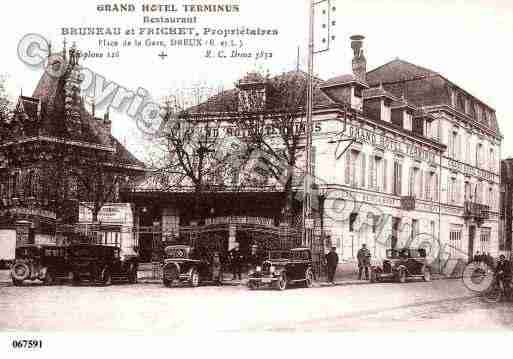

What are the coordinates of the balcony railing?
(464, 201, 489, 220)
(400, 196, 416, 211)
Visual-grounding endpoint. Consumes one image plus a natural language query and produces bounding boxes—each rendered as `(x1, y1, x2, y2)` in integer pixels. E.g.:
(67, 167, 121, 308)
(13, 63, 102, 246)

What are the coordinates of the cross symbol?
(158, 51, 168, 60)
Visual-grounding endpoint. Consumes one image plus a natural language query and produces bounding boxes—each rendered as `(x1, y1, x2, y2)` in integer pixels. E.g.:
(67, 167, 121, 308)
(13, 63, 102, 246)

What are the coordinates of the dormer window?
(236, 72, 267, 112)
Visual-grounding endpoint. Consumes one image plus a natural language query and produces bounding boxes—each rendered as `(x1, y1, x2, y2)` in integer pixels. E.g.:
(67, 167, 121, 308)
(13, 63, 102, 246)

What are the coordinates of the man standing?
(247, 245, 260, 271)
(229, 243, 243, 281)
(357, 243, 371, 280)
(495, 254, 512, 295)
(325, 246, 339, 285)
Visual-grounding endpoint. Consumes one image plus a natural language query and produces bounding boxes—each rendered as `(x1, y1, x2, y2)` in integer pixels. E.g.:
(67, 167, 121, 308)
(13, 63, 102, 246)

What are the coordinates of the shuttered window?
(360, 153, 366, 188)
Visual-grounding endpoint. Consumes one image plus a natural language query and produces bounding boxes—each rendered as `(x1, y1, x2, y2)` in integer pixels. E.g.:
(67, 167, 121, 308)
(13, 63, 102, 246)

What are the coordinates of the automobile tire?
(189, 268, 200, 287)
(12, 278, 23, 286)
(248, 280, 258, 290)
(70, 271, 80, 286)
(422, 267, 432, 282)
(102, 268, 112, 286)
(44, 270, 56, 286)
(304, 269, 314, 288)
(11, 262, 30, 282)
(163, 279, 172, 287)
(484, 285, 502, 303)
(397, 269, 407, 283)
(276, 274, 287, 291)
(370, 270, 377, 283)
(128, 267, 137, 284)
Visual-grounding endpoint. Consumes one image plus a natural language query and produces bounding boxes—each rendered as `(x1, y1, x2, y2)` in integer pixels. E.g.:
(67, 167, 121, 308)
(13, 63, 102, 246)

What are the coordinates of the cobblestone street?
(1, 276, 512, 332)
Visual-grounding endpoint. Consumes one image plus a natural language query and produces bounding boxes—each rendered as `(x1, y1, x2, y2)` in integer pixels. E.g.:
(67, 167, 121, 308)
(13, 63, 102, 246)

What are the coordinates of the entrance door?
(468, 226, 475, 262)
(391, 217, 401, 249)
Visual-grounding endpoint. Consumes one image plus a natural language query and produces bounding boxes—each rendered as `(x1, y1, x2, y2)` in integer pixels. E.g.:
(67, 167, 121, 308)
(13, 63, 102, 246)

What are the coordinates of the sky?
(1, 0, 513, 161)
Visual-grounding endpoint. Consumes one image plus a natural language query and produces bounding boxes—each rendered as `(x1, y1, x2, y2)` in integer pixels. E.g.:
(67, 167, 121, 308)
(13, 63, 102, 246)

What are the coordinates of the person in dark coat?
(247, 245, 260, 271)
(325, 246, 339, 285)
(357, 243, 371, 280)
(229, 243, 244, 280)
(211, 252, 223, 286)
(495, 254, 512, 294)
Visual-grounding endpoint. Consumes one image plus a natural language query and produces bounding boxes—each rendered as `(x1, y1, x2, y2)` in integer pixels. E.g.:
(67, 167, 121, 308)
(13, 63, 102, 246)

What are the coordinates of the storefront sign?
(205, 216, 274, 226)
(347, 124, 438, 164)
(11, 207, 57, 220)
(447, 159, 495, 182)
(79, 203, 134, 225)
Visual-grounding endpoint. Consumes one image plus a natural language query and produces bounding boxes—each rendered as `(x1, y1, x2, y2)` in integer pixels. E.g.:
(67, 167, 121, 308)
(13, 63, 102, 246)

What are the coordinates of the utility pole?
(302, 0, 336, 247)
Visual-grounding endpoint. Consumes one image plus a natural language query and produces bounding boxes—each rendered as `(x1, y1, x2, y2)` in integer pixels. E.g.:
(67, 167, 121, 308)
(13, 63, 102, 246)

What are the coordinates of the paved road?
(0, 279, 512, 332)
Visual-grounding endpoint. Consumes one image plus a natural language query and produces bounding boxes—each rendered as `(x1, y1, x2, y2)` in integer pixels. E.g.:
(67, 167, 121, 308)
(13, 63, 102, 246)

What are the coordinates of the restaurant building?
(124, 36, 502, 269)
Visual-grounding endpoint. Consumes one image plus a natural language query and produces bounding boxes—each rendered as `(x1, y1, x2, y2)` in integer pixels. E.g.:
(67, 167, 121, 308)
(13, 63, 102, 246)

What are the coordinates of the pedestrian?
(247, 245, 260, 271)
(211, 252, 223, 286)
(325, 246, 339, 285)
(357, 243, 371, 280)
(229, 243, 243, 281)
(473, 251, 481, 263)
(495, 254, 512, 296)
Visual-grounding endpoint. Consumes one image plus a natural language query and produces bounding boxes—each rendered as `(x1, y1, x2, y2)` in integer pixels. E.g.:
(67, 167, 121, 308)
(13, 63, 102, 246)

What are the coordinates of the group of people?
(325, 244, 371, 284)
(210, 243, 261, 285)
(472, 251, 495, 267)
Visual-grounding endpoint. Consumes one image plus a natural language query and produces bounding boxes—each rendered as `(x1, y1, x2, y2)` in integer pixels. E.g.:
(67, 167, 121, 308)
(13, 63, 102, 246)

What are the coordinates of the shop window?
(349, 213, 358, 232)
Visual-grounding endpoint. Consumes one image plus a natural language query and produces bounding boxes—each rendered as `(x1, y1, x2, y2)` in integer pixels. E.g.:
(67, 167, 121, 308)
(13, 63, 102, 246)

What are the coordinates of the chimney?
(350, 35, 367, 83)
(103, 108, 111, 134)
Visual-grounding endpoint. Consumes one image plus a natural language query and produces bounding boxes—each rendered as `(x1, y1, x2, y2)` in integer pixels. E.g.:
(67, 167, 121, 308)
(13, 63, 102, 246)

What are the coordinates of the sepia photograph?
(1, 0, 513, 356)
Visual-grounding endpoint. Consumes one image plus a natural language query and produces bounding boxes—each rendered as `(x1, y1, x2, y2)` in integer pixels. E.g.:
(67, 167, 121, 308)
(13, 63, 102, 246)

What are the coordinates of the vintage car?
(68, 244, 139, 285)
(10, 245, 69, 286)
(162, 245, 212, 287)
(370, 248, 431, 283)
(247, 247, 315, 290)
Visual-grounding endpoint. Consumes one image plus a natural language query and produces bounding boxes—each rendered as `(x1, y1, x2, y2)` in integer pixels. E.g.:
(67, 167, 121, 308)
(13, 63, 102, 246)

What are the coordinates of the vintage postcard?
(1, 0, 513, 356)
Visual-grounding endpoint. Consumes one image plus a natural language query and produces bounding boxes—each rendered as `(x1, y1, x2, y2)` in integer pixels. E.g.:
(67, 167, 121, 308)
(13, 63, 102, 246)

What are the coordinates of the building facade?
(124, 36, 501, 269)
(0, 44, 145, 251)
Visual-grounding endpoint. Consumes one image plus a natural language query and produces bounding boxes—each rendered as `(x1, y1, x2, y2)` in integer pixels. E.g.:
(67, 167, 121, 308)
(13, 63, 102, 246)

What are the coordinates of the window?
(430, 220, 436, 239)
(432, 173, 439, 201)
(488, 186, 493, 208)
(449, 177, 457, 203)
(465, 136, 471, 164)
(411, 219, 418, 242)
(369, 155, 384, 192)
(475, 181, 483, 203)
(393, 161, 402, 195)
(464, 181, 471, 202)
(449, 225, 462, 257)
(480, 228, 491, 253)
(349, 213, 358, 232)
(449, 130, 459, 159)
(345, 149, 361, 188)
(489, 148, 494, 172)
(476, 143, 483, 166)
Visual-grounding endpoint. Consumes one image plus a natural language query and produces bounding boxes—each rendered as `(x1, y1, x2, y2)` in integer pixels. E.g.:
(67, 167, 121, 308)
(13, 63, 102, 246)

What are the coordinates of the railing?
(463, 201, 490, 220)
(400, 196, 416, 211)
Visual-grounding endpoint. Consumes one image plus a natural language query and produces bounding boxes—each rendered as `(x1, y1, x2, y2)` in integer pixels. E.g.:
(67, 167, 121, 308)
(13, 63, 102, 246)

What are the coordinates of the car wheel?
(12, 278, 23, 286)
(189, 268, 200, 287)
(128, 267, 138, 284)
(484, 284, 502, 303)
(102, 268, 112, 286)
(69, 271, 80, 286)
(422, 267, 431, 282)
(11, 262, 30, 282)
(163, 279, 172, 287)
(397, 269, 407, 283)
(276, 274, 287, 291)
(370, 270, 377, 283)
(248, 281, 258, 290)
(44, 270, 56, 286)
(304, 268, 314, 288)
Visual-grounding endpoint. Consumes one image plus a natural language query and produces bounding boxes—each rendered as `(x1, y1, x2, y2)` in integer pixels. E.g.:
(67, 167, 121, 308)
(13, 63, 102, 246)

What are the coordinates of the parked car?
(162, 245, 212, 287)
(370, 248, 431, 283)
(247, 247, 315, 290)
(10, 245, 69, 286)
(68, 244, 138, 285)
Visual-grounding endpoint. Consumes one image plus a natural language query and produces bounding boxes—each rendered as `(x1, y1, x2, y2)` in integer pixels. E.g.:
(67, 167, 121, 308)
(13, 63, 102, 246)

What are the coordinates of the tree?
(233, 71, 317, 224)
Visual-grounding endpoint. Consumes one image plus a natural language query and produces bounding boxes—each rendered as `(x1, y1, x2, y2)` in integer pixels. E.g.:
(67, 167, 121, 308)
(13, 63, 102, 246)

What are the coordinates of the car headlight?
(248, 269, 254, 276)
(270, 266, 276, 273)
(256, 266, 261, 272)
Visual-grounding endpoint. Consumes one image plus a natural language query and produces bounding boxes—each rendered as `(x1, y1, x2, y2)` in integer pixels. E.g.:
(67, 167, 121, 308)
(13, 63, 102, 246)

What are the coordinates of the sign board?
(79, 203, 134, 226)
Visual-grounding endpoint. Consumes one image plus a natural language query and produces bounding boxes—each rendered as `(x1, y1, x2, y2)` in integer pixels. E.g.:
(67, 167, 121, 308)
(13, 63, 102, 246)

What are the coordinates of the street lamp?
(303, 0, 336, 246)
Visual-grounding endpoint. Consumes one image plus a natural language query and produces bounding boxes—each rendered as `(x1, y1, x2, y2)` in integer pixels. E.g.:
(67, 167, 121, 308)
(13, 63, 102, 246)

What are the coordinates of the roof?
(3, 55, 145, 170)
(188, 70, 335, 114)
(366, 58, 500, 137)
(322, 74, 369, 89)
(362, 86, 397, 101)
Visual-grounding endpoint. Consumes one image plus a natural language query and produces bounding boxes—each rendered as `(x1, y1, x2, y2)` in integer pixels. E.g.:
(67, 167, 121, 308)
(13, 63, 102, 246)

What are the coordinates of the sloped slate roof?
(188, 70, 335, 114)
(366, 58, 500, 137)
(13, 60, 145, 169)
